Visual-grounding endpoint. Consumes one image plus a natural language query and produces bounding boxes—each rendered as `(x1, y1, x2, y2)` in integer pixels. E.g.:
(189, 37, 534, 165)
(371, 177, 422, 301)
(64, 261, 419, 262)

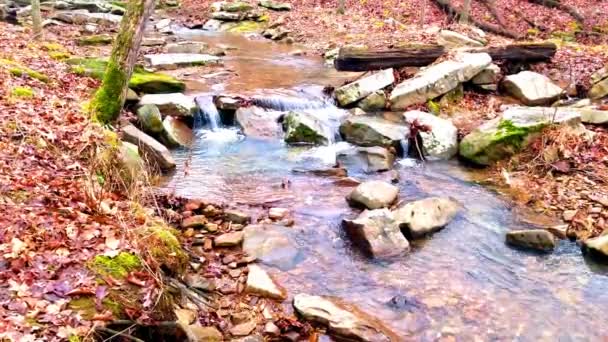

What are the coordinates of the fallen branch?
(527, 0, 585, 24)
(478, 0, 507, 28)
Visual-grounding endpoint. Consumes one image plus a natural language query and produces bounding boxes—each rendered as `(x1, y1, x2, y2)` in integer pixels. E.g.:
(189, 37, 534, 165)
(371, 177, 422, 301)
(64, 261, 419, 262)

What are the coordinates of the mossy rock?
(141, 224, 188, 275)
(77, 34, 114, 46)
(222, 1, 253, 12)
(49, 51, 71, 61)
(222, 20, 264, 33)
(88, 252, 142, 278)
(283, 111, 331, 145)
(137, 104, 163, 133)
(1, 58, 49, 83)
(40, 42, 66, 52)
(66, 58, 185, 94)
(11, 86, 34, 98)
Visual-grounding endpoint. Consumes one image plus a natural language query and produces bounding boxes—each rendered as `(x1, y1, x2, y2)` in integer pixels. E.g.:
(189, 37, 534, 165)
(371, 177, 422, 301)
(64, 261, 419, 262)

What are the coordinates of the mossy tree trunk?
(91, 0, 156, 124)
(31, 0, 42, 39)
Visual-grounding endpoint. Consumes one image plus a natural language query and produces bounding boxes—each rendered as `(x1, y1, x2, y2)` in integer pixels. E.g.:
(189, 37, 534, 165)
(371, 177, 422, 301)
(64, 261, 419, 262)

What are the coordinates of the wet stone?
(182, 215, 207, 229)
(215, 231, 245, 247)
(505, 229, 557, 252)
(245, 264, 287, 300)
(225, 210, 251, 224)
(347, 180, 399, 209)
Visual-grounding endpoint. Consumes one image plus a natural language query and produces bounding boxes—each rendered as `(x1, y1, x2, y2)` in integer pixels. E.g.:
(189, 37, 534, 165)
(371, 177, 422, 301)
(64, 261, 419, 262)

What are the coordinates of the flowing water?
(163, 30, 608, 340)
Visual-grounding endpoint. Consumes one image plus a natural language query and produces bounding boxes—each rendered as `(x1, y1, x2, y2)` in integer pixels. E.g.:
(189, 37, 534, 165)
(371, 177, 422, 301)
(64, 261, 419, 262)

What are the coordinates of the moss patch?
(88, 252, 142, 278)
(1, 58, 49, 83)
(40, 42, 65, 52)
(77, 35, 114, 46)
(11, 86, 34, 98)
(68, 296, 123, 320)
(141, 224, 188, 275)
(225, 20, 265, 33)
(49, 51, 71, 61)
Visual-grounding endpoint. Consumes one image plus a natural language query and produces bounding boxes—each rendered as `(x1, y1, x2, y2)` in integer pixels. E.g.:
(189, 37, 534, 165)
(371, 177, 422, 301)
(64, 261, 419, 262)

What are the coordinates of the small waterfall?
(195, 95, 222, 131)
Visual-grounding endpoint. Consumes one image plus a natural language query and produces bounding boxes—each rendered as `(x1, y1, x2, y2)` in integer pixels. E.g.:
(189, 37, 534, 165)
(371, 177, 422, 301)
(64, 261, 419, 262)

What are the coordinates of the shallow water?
(163, 30, 608, 340)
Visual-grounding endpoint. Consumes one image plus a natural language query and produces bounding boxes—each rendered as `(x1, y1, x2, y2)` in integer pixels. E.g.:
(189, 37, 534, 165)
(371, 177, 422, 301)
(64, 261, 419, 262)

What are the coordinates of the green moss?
(111, 0, 126, 8)
(49, 51, 71, 61)
(11, 86, 34, 98)
(225, 20, 265, 33)
(68, 296, 123, 320)
(1, 58, 49, 83)
(88, 252, 142, 278)
(143, 225, 188, 275)
(427, 99, 440, 115)
(91, 61, 128, 123)
(41, 42, 65, 52)
(77, 35, 114, 46)
(68, 335, 81, 342)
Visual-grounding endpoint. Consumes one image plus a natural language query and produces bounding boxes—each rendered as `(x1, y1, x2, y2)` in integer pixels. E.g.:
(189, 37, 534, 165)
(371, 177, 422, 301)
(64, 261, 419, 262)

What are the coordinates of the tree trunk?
(335, 42, 557, 71)
(91, 0, 156, 124)
(337, 0, 345, 14)
(460, 0, 471, 23)
(31, 0, 42, 39)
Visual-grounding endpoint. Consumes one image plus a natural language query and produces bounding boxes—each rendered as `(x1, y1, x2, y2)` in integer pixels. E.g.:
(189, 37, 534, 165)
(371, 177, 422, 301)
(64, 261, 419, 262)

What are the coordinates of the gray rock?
(139, 93, 197, 117)
(162, 116, 193, 148)
(141, 37, 167, 46)
(503, 71, 564, 106)
(339, 116, 409, 151)
(437, 29, 485, 48)
(459, 106, 583, 165)
(166, 41, 208, 54)
(578, 108, 608, 124)
(471, 63, 500, 85)
(337, 146, 395, 172)
(118, 141, 143, 176)
(506, 229, 556, 252)
(342, 209, 410, 258)
(589, 78, 608, 100)
(390, 53, 491, 109)
(53, 10, 121, 25)
(235, 106, 283, 139)
(137, 104, 163, 134)
(214, 231, 244, 247)
(283, 111, 331, 145)
(144, 53, 221, 70)
(403, 110, 458, 160)
(259, 0, 291, 11)
(245, 264, 287, 300)
(591, 66, 608, 85)
(357, 90, 386, 111)
(229, 320, 256, 337)
(293, 294, 397, 342)
(54, 0, 111, 13)
(393, 197, 460, 239)
(214, 95, 244, 110)
(262, 27, 290, 40)
(221, 1, 253, 12)
(346, 180, 399, 209)
(335, 68, 394, 107)
(243, 225, 302, 270)
(582, 235, 608, 260)
(224, 210, 251, 224)
(154, 18, 171, 31)
(121, 124, 176, 170)
(211, 10, 242, 20)
(203, 19, 223, 31)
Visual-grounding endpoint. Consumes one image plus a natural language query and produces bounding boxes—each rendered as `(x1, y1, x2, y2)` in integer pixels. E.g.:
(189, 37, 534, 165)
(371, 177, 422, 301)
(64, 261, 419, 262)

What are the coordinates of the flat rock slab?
(437, 30, 485, 48)
(390, 53, 491, 109)
(245, 264, 287, 300)
(503, 71, 563, 106)
(347, 180, 399, 209)
(54, 10, 122, 25)
(293, 294, 398, 342)
(214, 231, 245, 247)
(121, 124, 176, 171)
(506, 229, 556, 252)
(335, 68, 394, 107)
(342, 209, 410, 259)
(139, 93, 197, 117)
(144, 53, 221, 70)
(339, 116, 409, 151)
(235, 106, 283, 139)
(337, 146, 395, 173)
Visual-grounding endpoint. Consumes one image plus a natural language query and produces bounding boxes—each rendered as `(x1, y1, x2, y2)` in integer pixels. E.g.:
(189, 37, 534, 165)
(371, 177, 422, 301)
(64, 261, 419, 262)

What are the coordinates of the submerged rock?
(347, 180, 399, 209)
(245, 264, 287, 300)
(335, 68, 394, 107)
(144, 53, 221, 70)
(243, 225, 302, 270)
(337, 146, 395, 173)
(404, 110, 458, 160)
(339, 116, 409, 152)
(293, 294, 397, 342)
(390, 53, 491, 109)
(137, 104, 163, 134)
(139, 93, 197, 117)
(162, 116, 193, 148)
(582, 235, 608, 261)
(393, 197, 460, 239)
(459, 106, 582, 165)
(503, 71, 563, 106)
(235, 106, 283, 139)
(121, 124, 176, 170)
(342, 209, 410, 258)
(283, 111, 331, 145)
(506, 229, 556, 252)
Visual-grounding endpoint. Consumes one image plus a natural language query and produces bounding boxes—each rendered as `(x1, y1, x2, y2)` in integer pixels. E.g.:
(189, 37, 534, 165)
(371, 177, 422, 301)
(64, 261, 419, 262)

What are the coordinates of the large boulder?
(437, 30, 485, 48)
(162, 116, 193, 148)
(283, 111, 332, 145)
(137, 104, 163, 134)
(393, 197, 460, 239)
(505, 229, 556, 252)
(502, 71, 564, 106)
(342, 209, 410, 258)
(139, 93, 197, 118)
(403, 110, 458, 160)
(337, 146, 395, 173)
(346, 180, 399, 209)
(235, 106, 283, 139)
(339, 116, 409, 152)
(459, 106, 582, 165)
(293, 294, 397, 342)
(390, 53, 491, 109)
(144, 53, 221, 70)
(335, 68, 395, 107)
(582, 235, 608, 261)
(121, 124, 176, 170)
(242, 225, 302, 271)
(245, 264, 287, 300)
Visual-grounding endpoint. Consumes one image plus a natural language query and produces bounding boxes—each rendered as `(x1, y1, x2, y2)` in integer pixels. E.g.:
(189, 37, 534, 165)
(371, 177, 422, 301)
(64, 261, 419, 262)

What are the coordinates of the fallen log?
(335, 42, 557, 71)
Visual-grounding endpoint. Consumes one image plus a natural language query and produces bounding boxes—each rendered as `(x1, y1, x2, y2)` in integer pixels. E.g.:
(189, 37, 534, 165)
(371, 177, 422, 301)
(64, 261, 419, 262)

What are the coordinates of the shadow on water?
(162, 30, 608, 340)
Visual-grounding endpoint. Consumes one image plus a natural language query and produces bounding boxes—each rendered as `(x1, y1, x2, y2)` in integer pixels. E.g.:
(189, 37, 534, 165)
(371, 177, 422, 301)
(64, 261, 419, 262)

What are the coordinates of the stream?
(162, 29, 608, 340)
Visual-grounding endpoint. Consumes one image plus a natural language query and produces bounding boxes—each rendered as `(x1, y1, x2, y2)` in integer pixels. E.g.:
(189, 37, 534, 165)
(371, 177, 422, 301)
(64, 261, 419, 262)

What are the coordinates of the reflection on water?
(163, 30, 608, 340)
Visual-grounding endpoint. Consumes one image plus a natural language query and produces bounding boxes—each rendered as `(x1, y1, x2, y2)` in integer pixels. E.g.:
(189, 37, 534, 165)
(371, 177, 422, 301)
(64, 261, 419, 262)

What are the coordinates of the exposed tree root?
(478, 0, 508, 28)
